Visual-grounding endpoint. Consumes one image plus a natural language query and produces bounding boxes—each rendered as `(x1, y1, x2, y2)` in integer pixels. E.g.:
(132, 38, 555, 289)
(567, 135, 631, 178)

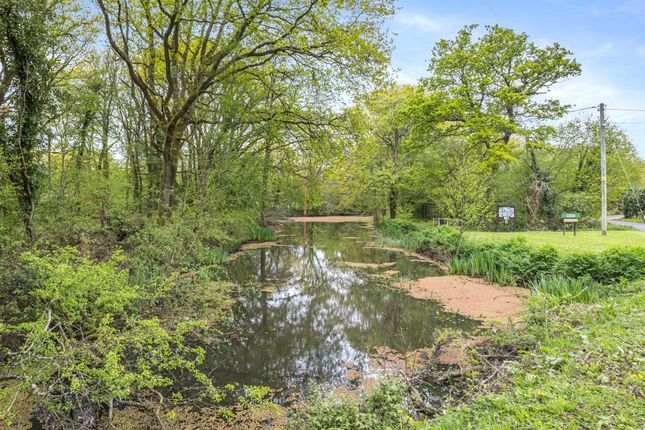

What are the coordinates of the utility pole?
(599, 103, 607, 236)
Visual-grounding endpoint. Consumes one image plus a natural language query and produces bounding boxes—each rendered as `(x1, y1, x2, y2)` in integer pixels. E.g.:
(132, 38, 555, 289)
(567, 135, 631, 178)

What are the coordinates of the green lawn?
(623, 217, 645, 223)
(465, 230, 645, 253)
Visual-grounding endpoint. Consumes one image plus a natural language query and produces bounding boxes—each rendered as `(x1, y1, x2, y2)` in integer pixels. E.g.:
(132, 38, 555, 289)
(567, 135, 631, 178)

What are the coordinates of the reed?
(250, 226, 276, 242)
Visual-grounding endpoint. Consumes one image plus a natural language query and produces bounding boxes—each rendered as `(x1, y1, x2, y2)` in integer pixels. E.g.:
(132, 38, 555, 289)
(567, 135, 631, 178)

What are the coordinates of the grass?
(464, 230, 645, 253)
(448, 251, 513, 284)
(528, 274, 605, 303)
(371, 220, 645, 428)
(430, 283, 645, 429)
(623, 217, 645, 223)
(249, 226, 276, 242)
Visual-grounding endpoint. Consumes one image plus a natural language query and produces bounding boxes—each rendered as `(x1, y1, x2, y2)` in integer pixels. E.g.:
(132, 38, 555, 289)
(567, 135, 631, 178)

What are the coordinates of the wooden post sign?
(562, 213, 581, 236)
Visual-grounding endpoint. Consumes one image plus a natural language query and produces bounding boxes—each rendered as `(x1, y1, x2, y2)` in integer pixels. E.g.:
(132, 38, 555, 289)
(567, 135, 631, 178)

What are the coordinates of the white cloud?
(394, 12, 446, 33)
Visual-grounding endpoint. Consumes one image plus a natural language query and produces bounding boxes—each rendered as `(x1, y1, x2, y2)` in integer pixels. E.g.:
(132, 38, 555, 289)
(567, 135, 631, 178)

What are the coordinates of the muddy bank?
(392, 275, 527, 324)
(240, 241, 279, 250)
(340, 261, 397, 269)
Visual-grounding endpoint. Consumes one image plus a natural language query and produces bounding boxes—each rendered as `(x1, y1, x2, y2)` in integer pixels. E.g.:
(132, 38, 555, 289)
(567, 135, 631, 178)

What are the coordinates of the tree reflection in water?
(205, 222, 479, 400)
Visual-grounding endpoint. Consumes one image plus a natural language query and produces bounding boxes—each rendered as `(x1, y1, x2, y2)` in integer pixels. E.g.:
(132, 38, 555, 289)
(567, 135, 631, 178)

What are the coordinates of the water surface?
(206, 222, 478, 398)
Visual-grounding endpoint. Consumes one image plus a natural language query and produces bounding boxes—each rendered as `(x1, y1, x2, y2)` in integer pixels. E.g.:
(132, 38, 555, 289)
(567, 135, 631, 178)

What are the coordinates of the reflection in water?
(205, 222, 478, 398)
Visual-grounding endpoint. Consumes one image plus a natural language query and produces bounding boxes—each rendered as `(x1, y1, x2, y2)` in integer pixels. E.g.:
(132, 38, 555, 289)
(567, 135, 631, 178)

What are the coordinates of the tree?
(0, 0, 94, 242)
(417, 24, 581, 166)
(362, 85, 414, 219)
(96, 0, 393, 218)
(439, 139, 491, 255)
(0, 0, 51, 243)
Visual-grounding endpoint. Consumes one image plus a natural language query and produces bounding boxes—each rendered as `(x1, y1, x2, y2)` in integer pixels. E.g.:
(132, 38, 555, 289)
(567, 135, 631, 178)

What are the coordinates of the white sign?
(498, 206, 515, 220)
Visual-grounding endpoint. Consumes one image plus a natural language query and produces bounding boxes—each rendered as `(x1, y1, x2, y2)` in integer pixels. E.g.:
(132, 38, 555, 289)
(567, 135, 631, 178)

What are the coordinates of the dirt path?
(287, 215, 372, 223)
(394, 275, 527, 324)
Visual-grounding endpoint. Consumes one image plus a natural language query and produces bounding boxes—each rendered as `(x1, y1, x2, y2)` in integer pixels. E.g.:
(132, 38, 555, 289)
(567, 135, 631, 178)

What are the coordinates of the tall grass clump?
(249, 226, 276, 241)
(378, 220, 467, 261)
(529, 275, 605, 304)
(448, 251, 513, 284)
(194, 244, 228, 265)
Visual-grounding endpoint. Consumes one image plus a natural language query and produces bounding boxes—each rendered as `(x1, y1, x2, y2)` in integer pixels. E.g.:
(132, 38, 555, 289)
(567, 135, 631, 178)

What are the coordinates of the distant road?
(608, 215, 645, 231)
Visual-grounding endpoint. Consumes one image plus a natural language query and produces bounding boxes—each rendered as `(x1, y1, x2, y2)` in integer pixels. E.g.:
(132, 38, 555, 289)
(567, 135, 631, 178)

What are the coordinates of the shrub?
(378, 223, 468, 262)
(194, 243, 229, 266)
(291, 379, 420, 430)
(1, 249, 216, 428)
(377, 219, 419, 239)
(419, 226, 464, 257)
(622, 188, 645, 219)
(559, 247, 645, 284)
(450, 243, 644, 286)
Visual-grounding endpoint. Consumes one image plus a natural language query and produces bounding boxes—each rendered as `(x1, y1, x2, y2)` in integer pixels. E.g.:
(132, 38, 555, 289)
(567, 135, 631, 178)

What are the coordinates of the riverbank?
(295, 280, 645, 429)
(5, 217, 641, 429)
(319, 219, 644, 429)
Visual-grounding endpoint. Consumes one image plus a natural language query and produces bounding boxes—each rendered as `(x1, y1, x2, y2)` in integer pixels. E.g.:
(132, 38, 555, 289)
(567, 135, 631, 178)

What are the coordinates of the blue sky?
(386, 0, 645, 156)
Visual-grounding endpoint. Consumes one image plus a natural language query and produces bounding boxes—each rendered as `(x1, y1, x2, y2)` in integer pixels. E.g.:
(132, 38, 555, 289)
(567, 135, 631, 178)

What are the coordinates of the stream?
(205, 221, 479, 401)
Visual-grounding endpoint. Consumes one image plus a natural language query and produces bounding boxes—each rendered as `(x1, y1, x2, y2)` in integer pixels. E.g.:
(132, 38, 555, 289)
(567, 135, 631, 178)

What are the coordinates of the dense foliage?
(0, 0, 644, 428)
(430, 283, 645, 429)
(622, 188, 645, 220)
(378, 219, 645, 286)
(291, 380, 423, 430)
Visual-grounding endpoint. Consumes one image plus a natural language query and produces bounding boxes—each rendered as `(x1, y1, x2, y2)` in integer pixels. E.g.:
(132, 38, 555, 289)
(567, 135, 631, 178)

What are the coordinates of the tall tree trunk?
(389, 128, 400, 219)
(260, 142, 272, 224)
(303, 176, 308, 217)
(145, 125, 162, 209)
(389, 189, 397, 219)
(98, 115, 110, 227)
(157, 124, 181, 219)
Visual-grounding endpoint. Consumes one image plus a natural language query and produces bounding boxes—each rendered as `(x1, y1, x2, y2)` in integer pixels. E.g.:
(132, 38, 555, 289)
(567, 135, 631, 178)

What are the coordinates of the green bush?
(622, 188, 645, 219)
(1, 249, 216, 427)
(559, 247, 645, 284)
(378, 222, 467, 261)
(377, 219, 420, 239)
(419, 226, 464, 257)
(194, 243, 229, 266)
(291, 379, 421, 430)
(449, 242, 645, 286)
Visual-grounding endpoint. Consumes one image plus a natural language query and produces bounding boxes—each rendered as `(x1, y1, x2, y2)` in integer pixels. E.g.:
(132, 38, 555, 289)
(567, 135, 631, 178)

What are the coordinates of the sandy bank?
(395, 275, 527, 324)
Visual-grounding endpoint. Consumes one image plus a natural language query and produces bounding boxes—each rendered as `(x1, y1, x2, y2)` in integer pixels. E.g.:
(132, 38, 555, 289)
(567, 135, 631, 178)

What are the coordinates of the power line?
(566, 106, 597, 113)
(606, 108, 645, 112)
(610, 121, 645, 125)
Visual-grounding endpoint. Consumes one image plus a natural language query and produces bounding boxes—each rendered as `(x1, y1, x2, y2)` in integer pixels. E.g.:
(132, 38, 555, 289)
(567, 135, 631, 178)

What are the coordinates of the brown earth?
(340, 261, 397, 269)
(393, 275, 527, 324)
(240, 241, 279, 250)
(105, 403, 288, 430)
(287, 215, 372, 223)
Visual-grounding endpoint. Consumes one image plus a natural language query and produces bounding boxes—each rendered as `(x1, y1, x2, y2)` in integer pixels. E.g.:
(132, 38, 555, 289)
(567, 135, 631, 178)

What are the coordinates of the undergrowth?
(288, 281, 645, 429)
(429, 283, 645, 429)
(378, 219, 645, 286)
